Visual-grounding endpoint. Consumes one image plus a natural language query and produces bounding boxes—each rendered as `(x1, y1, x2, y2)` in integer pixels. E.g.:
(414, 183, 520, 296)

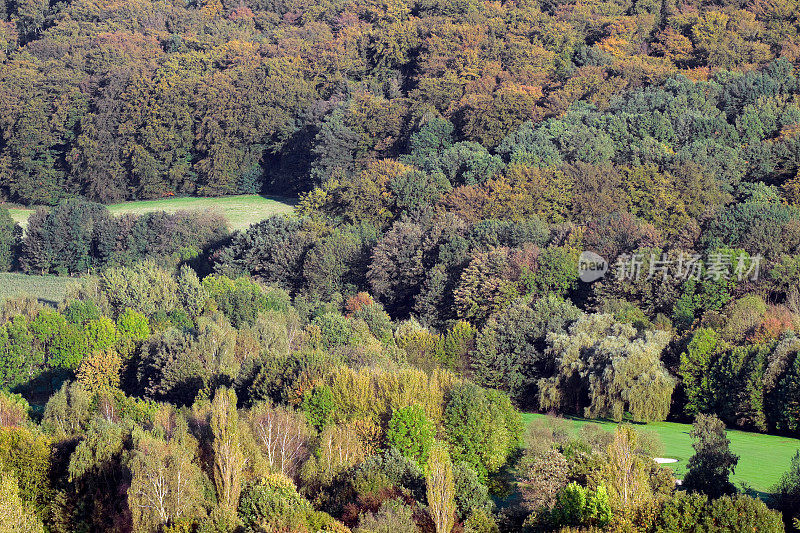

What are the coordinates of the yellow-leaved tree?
(426, 441, 455, 533)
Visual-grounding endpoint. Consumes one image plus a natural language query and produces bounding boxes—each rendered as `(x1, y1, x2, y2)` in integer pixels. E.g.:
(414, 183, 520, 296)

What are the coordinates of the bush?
(547, 482, 611, 529)
(354, 498, 417, 533)
(238, 474, 314, 532)
(642, 492, 784, 532)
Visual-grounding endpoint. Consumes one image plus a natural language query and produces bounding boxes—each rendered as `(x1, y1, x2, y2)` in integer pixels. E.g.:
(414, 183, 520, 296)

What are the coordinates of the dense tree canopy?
(1, 0, 800, 529)
(0, 0, 798, 204)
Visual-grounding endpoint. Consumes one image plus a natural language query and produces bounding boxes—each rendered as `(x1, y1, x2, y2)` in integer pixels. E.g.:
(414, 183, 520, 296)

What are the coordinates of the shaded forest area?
(1, 0, 800, 203)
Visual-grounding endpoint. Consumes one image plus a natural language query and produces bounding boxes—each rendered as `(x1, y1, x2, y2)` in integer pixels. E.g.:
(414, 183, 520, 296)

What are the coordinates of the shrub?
(354, 498, 417, 533)
(642, 492, 784, 532)
(547, 483, 612, 529)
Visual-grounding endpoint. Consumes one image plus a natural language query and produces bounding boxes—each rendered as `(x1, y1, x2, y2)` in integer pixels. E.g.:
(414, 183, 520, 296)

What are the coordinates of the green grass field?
(7, 207, 30, 227)
(523, 413, 800, 495)
(6, 194, 296, 232)
(0, 272, 75, 305)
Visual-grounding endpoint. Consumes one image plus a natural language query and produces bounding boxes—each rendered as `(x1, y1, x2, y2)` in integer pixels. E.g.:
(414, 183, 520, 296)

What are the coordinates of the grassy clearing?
(523, 413, 800, 495)
(0, 272, 75, 305)
(6, 194, 296, 232)
(7, 207, 30, 227)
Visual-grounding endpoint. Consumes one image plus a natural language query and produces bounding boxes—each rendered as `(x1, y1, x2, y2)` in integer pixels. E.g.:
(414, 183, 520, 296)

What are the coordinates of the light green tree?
(680, 328, 723, 417)
(0, 473, 43, 533)
(539, 314, 675, 422)
(128, 429, 204, 532)
(387, 404, 436, 467)
(600, 426, 651, 510)
(84, 316, 119, 353)
(211, 387, 247, 519)
(427, 442, 455, 533)
(117, 308, 151, 341)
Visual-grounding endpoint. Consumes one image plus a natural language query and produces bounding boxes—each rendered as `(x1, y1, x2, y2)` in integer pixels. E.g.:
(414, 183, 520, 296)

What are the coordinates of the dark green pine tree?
(310, 108, 359, 184)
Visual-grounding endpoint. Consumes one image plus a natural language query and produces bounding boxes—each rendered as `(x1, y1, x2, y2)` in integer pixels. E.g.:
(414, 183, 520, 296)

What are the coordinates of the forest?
(0, 0, 799, 203)
(3, 0, 800, 529)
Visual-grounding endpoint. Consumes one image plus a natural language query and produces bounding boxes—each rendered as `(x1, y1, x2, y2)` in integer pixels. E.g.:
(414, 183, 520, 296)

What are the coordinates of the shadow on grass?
(530, 413, 692, 435)
(257, 193, 299, 205)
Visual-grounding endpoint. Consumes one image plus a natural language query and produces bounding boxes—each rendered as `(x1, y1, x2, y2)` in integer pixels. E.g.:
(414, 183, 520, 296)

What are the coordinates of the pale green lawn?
(523, 413, 800, 495)
(0, 272, 76, 305)
(6, 194, 296, 232)
(7, 207, 30, 227)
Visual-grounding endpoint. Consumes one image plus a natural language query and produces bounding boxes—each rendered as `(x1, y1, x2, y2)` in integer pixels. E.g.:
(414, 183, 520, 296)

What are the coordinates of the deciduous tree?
(211, 387, 247, 518)
(426, 442, 455, 533)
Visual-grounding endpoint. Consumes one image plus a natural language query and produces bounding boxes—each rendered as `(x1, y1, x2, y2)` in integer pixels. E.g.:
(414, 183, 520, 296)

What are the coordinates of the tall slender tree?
(211, 387, 247, 518)
(426, 442, 455, 533)
(601, 426, 651, 510)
